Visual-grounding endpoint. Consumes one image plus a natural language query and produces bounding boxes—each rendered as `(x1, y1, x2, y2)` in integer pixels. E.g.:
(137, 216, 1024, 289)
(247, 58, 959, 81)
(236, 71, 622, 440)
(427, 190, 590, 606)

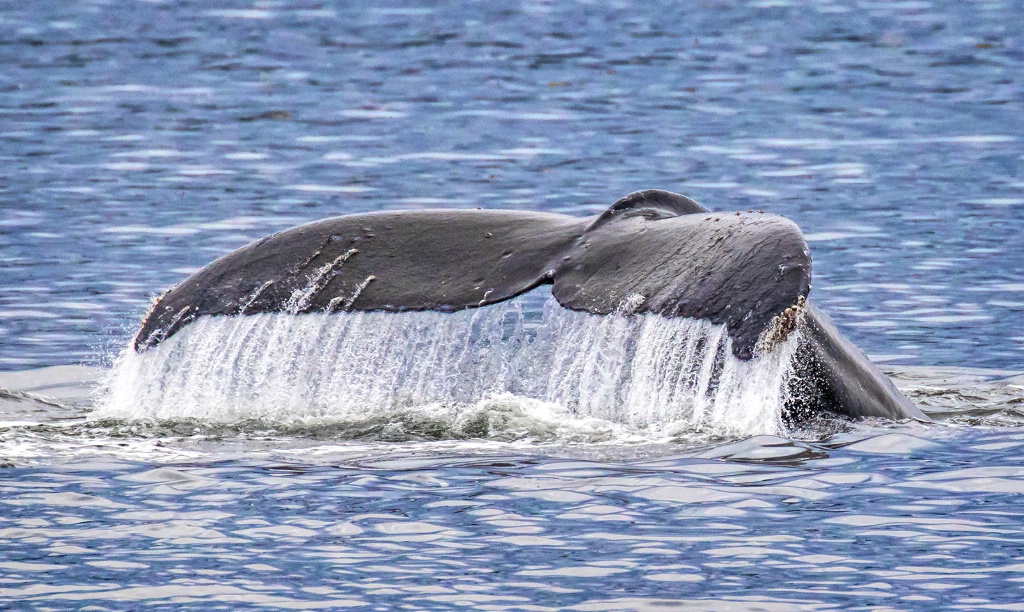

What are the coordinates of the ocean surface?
(2, 0, 1024, 609)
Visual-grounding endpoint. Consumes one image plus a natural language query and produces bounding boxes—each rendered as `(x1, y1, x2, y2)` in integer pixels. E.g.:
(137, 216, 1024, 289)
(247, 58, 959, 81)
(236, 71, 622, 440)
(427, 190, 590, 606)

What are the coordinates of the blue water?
(2, 0, 1024, 609)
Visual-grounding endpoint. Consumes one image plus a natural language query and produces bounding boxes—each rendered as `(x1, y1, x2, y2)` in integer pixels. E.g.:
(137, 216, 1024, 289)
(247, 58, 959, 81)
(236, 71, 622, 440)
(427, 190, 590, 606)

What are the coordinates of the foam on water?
(95, 298, 801, 439)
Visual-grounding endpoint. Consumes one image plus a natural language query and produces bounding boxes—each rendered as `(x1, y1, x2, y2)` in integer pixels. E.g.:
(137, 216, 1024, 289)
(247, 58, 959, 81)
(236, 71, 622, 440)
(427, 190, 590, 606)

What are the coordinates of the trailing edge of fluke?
(133, 190, 927, 423)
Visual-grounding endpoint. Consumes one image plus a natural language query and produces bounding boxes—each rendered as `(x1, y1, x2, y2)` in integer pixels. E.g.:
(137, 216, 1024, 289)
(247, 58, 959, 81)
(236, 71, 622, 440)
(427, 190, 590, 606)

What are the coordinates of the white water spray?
(97, 298, 801, 438)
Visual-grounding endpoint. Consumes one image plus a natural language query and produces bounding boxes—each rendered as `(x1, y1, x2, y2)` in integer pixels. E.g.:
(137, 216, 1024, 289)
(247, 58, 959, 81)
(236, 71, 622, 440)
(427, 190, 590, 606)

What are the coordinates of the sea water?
(2, 0, 1024, 608)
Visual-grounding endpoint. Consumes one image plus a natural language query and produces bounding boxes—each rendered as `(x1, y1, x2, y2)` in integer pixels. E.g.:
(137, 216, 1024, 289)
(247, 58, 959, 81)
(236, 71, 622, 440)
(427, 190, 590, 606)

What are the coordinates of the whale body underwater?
(133, 190, 927, 423)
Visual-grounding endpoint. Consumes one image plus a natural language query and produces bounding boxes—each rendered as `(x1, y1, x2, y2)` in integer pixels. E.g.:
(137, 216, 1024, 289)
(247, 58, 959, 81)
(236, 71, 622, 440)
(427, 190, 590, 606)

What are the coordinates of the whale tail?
(133, 190, 922, 422)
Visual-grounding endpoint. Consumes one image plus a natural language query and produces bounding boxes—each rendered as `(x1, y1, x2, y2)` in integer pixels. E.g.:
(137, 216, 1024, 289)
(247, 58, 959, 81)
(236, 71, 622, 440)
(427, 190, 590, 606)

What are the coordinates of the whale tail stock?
(791, 303, 928, 421)
(133, 190, 925, 422)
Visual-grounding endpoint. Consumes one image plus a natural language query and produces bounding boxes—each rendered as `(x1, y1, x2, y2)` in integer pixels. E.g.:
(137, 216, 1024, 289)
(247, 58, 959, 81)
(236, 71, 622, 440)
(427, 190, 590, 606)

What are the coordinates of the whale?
(133, 189, 927, 423)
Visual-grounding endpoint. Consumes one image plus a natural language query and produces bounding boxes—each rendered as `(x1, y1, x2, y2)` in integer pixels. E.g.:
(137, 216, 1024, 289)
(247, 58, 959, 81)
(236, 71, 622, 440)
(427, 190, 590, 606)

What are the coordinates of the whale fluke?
(133, 190, 924, 422)
(587, 189, 708, 229)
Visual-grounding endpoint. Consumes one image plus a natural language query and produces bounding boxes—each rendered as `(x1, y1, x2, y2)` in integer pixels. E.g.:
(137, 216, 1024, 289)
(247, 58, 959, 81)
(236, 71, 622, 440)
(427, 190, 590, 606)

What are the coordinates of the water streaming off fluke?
(97, 298, 801, 439)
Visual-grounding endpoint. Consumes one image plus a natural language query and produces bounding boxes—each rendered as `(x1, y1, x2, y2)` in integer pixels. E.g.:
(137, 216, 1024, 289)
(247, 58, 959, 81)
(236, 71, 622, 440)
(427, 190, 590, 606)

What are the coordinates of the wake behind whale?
(97, 297, 801, 440)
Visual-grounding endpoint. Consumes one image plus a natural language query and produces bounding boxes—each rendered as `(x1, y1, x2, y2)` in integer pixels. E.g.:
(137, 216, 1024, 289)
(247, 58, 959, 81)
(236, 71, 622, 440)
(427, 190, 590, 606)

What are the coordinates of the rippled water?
(3, 364, 1024, 608)
(2, 0, 1024, 609)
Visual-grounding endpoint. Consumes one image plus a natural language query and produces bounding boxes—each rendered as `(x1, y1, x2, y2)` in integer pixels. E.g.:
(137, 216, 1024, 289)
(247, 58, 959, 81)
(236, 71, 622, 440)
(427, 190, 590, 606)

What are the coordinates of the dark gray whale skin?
(134, 190, 926, 422)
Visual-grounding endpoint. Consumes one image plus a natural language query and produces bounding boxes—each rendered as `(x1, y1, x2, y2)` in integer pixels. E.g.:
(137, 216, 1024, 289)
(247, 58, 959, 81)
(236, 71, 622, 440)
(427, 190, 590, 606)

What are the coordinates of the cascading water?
(96, 297, 801, 439)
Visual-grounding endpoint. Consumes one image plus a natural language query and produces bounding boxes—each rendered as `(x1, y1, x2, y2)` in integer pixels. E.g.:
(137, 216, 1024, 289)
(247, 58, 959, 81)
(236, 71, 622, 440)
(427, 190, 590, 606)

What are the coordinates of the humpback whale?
(134, 190, 926, 423)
